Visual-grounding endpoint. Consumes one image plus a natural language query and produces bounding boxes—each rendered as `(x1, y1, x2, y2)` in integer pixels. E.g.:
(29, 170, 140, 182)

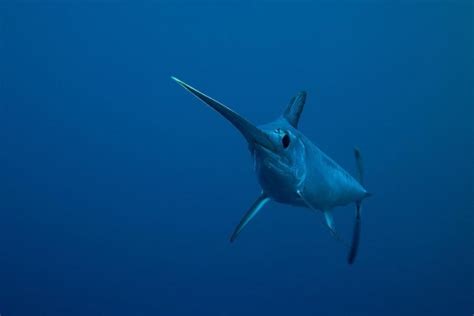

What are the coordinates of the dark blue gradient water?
(1, 1, 473, 315)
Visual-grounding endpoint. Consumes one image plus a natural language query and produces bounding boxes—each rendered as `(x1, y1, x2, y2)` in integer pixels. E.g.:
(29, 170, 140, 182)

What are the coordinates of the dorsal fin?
(283, 91, 306, 128)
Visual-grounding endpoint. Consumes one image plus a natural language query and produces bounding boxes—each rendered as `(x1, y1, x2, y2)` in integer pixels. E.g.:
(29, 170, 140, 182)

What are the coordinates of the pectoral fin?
(230, 193, 270, 243)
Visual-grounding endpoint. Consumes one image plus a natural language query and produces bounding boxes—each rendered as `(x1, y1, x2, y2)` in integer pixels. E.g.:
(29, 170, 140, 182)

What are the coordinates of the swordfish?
(171, 76, 371, 264)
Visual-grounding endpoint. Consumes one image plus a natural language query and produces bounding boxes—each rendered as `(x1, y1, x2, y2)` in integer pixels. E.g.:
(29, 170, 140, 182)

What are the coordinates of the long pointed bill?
(171, 76, 275, 151)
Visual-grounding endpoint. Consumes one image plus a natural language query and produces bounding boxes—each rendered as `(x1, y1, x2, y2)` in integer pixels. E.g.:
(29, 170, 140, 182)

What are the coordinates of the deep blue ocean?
(1, 1, 473, 315)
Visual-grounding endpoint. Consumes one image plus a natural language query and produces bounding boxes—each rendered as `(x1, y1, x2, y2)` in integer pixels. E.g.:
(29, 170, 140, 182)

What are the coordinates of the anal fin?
(324, 211, 336, 236)
(297, 190, 348, 246)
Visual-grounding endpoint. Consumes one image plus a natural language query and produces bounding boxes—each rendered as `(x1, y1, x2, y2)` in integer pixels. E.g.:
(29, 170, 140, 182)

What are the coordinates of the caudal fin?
(347, 148, 366, 264)
(354, 147, 364, 185)
(347, 202, 361, 264)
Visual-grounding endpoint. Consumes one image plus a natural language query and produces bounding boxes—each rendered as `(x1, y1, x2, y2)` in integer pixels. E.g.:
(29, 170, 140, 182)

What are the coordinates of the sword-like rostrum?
(172, 76, 371, 264)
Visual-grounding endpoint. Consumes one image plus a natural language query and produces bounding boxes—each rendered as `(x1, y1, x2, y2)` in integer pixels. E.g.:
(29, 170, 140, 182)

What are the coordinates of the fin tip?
(354, 147, 361, 157)
(229, 232, 236, 243)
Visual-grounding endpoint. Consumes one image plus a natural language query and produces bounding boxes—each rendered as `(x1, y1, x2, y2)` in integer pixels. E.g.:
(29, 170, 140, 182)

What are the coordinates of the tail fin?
(347, 202, 361, 264)
(347, 148, 366, 265)
(283, 91, 306, 128)
(354, 147, 364, 185)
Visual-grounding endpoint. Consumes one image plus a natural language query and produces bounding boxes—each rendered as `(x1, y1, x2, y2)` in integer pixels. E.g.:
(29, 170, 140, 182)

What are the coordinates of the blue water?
(1, 1, 473, 315)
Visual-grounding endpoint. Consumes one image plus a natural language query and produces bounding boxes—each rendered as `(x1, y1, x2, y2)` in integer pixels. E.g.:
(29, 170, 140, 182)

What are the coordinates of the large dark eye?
(282, 133, 290, 148)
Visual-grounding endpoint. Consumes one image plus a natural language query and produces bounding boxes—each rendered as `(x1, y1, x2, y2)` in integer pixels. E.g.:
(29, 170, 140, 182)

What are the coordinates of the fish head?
(252, 120, 307, 201)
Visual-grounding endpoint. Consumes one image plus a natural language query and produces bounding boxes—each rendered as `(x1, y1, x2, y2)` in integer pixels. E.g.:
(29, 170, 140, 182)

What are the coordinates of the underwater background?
(1, 1, 473, 315)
